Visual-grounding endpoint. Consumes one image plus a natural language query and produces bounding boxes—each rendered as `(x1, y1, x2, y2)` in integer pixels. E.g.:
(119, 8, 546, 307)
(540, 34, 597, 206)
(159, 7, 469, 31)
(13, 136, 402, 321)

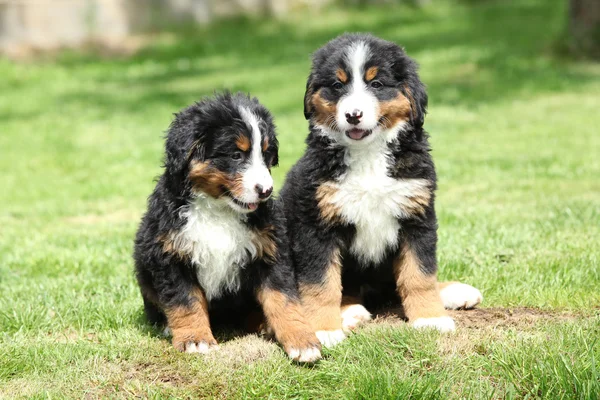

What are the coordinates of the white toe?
(298, 347, 321, 363)
(185, 342, 198, 353)
(162, 327, 172, 337)
(341, 304, 372, 331)
(412, 316, 456, 333)
(440, 283, 483, 310)
(288, 348, 300, 360)
(184, 341, 216, 354)
(315, 329, 346, 347)
(292, 347, 322, 363)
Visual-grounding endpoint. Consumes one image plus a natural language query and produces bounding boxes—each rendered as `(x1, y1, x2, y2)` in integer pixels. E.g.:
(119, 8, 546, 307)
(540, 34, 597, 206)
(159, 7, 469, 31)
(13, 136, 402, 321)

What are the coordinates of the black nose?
(345, 109, 363, 125)
(255, 184, 273, 199)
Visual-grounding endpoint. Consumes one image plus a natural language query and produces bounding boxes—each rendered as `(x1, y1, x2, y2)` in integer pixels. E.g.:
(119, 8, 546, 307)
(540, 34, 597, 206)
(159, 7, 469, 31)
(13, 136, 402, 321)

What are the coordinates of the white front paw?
(440, 283, 483, 310)
(288, 346, 322, 363)
(412, 316, 456, 333)
(315, 329, 346, 347)
(341, 304, 372, 332)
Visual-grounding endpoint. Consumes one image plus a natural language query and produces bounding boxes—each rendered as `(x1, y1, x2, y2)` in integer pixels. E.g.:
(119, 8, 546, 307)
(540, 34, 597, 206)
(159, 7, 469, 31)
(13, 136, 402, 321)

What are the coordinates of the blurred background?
(1, 0, 598, 58)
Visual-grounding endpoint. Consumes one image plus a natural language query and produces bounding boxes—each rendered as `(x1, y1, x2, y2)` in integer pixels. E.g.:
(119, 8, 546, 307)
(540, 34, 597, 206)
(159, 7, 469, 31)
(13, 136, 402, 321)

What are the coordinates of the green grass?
(1, 0, 599, 398)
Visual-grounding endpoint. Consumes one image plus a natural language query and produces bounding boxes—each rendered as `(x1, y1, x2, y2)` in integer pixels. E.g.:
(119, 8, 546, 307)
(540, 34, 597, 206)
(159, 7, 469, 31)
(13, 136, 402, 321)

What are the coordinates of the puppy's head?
(165, 92, 278, 213)
(304, 33, 427, 145)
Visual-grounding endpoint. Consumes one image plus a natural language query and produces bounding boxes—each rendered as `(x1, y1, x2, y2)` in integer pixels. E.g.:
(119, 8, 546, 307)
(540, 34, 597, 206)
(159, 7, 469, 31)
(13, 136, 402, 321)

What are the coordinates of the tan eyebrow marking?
(235, 135, 250, 152)
(365, 66, 379, 82)
(336, 68, 348, 83)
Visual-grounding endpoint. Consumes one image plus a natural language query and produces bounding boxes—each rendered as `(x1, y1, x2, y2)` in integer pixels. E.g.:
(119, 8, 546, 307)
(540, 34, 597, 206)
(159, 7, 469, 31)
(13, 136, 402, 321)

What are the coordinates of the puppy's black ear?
(164, 112, 206, 179)
(272, 139, 280, 167)
(303, 72, 316, 120)
(392, 48, 428, 129)
(403, 77, 428, 129)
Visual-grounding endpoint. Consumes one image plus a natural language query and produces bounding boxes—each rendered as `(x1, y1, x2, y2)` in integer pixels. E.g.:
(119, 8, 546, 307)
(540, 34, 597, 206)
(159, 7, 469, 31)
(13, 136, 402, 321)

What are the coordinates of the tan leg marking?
(299, 248, 345, 347)
(165, 287, 218, 353)
(394, 243, 454, 332)
(257, 288, 321, 362)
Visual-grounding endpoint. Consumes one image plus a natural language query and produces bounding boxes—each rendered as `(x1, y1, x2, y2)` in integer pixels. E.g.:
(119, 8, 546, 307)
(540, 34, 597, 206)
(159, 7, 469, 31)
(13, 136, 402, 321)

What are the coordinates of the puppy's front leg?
(297, 247, 346, 347)
(394, 233, 456, 333)
(257, 286, 322, 363)
(165, 286, 218, 353)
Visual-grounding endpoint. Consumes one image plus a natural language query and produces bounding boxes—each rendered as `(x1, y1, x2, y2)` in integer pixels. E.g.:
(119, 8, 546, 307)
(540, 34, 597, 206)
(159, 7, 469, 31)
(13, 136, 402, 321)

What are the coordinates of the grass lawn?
(1, 0, 599, 398)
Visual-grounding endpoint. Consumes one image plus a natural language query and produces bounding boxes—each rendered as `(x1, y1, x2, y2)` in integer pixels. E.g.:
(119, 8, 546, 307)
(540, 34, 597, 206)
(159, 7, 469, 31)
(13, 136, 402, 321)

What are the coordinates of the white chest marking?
(326, 141, 430, 265)
(169, 195, 258, 301)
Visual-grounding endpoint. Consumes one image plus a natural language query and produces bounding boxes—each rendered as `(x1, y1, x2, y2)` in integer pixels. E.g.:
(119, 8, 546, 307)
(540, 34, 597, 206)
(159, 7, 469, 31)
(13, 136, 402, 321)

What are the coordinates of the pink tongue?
(248, 203, 258, 211)
(348, 129, 366, 140)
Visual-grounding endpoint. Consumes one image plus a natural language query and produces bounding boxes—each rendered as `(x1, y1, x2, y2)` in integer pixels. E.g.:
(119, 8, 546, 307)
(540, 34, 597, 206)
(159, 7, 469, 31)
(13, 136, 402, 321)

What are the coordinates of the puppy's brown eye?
(231, 152, 242, 161)
(370, 80, 383, 89)
(332, 81, 344, 90)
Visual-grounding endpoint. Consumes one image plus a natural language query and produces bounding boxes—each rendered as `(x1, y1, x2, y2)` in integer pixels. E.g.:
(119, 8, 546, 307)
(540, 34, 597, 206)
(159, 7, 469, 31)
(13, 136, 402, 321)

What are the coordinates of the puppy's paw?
(182, 341, 220, 354)
(341, 304, 372, 332)
(315, 329, 346, 348)
(172, 330, 219, 354)
(287, 346, 322, 363)
(440, 283, 483, 310)
(412, 316, 456, 333)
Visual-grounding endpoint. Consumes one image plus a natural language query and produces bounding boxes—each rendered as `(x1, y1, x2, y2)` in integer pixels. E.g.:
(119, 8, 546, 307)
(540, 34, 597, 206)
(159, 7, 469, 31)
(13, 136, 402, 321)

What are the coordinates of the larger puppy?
(280, 34, 482, 347)
(134, 92, 321, 362)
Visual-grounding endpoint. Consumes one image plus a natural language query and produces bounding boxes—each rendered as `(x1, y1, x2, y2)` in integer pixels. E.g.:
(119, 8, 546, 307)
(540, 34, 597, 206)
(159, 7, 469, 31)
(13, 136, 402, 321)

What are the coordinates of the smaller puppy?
(134, 92, 321, 362)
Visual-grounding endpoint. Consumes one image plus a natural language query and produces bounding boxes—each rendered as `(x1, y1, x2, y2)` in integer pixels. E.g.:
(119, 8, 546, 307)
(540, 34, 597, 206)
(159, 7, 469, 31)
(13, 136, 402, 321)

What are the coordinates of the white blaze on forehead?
(348, 41, 369, 88)
(238, 107, 273, 202)
(337, 41, 379, 132)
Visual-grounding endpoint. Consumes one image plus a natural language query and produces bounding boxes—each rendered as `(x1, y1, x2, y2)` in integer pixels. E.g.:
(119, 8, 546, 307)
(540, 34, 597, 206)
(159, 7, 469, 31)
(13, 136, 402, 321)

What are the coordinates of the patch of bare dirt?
(448, 307, 577, 329)
(372, 307, 578, 330)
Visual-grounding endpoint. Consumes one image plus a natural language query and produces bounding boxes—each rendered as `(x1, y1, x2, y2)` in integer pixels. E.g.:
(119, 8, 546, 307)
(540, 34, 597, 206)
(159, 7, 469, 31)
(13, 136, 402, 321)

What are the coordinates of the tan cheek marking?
(251, 224, 277, 264)
(311, 90, 338, 127)
(298, 248, 343, 331)
(257, 288, 320, 354)
(315, 183, 344, 225)
(378, 93, 412, 129)
(165, 287, 217, 351)
(365, 66, 379, 82)
(393, 243, 446, 321)
(236, 135, 250, 152)
(188, 161, 233, 199)
(336, 68, 348, 83)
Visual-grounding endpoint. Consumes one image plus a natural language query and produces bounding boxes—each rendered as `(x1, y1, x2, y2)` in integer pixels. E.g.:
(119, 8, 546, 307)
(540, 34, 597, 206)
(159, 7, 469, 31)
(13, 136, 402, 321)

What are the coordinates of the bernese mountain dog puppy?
(280, 34, 483, 347)
(134, 92, 321, 362)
